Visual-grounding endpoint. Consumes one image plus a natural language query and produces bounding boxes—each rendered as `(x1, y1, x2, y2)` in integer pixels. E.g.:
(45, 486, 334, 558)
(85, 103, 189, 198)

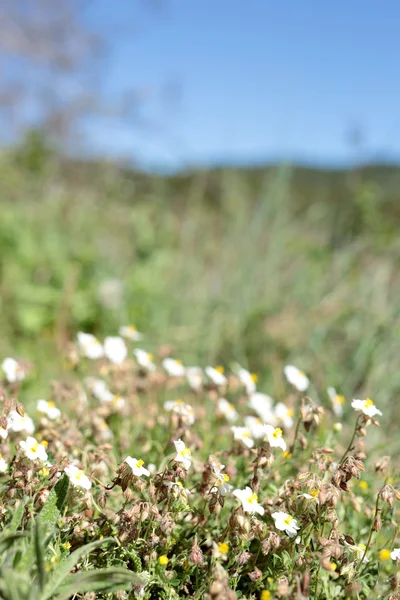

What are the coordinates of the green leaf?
(8, 501, 25, 533)
(42, 538, 115, 600)
(52, 568, 146, 600)
(38, 475, 69, 529)
(33, 523, 46, 592)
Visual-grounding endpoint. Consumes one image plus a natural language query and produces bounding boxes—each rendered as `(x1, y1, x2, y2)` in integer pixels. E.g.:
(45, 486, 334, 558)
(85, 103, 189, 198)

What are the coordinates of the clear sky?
(87, 0, 400, 168)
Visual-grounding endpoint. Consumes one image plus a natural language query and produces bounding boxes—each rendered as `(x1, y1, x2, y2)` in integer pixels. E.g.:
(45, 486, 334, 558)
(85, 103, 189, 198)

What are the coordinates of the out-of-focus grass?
(1, 136, 400, 437)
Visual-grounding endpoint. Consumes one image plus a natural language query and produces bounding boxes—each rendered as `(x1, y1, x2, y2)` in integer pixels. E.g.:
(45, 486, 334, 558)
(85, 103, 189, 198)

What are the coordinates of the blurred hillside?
(1, 133, 400, 429)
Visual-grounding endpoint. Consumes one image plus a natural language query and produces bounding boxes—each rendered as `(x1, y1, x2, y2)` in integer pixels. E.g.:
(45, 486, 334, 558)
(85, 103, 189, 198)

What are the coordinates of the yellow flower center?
(75, 470, 84, 480)
(311, 489, 319, 497)
(39, 467, 50, 477)
(48, 401, 56, 408)
(359, 481, 368, 490)
(284, 515, 293, 525)
(336, 395, 345, 405)
(148, 353, 153, 361)
(365, 398, 374, 407)
(223, 474, 230, 482)
(250, 373, 258, 383)
(272, 427, 282, 439)
(282, 451, 292, 459)
(287, 408, 295, 417)
(242, 431, 250, 438)
(30, 442, 39, 452)
(248, 493, 258, 504)
(180, 447, 191, 456)
(218, 542, 229, 554)
(136, 459, 144, 468)
(215, 365, 224, 374)
(41, 440, 49, 447)
(159, 555, 169, 566)
(261, 591, 272, 600)
(379, 549, 391, 561)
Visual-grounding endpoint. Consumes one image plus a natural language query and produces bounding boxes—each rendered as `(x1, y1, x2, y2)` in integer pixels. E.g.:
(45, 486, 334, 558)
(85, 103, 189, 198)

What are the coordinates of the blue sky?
(87, 0, 400, 168)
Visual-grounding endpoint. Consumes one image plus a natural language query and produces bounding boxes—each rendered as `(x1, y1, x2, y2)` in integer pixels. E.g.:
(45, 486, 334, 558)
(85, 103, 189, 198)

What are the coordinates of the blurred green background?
(1, 132, 400, 432)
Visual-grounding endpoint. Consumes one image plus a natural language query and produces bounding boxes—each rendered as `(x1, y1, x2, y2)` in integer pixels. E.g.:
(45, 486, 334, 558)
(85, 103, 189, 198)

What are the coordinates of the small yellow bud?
(159, 555, 169, 566)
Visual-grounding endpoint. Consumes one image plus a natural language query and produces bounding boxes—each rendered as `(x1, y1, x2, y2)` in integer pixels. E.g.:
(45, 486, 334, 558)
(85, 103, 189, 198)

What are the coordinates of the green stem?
(339, 415, 361, 465)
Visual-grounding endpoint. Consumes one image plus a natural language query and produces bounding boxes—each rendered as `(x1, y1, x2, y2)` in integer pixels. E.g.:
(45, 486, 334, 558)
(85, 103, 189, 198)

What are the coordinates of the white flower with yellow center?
(64, 464, 92, 490)
(125, 456, 150, 477)
(162, 358, 186, 377)
(217, 398, 238, 422)
(244, 416, 266, 439)
(237, 367, 258, 395)
(233, 486, 264, 515)
(284, 365, 309, 392)
(263, 425, 287, 451)
(0, 427, 8, 440)
(391, 548, 400, 561)
(104, 336, 127, 365)
(164, 400, 195, 425)
(19, 436, 48, 462)
(37, 399, 61, 420)
(327, 387, 345, 416)
(77, 332, 104, 360)
(205, 366, 227, 386)
(344, 541, 369, 563)
(134, 349, 156, 371)
(186, 366, 204, 391)
(272, 511, 300, 537)
(274, 402, 295, 429)
(351, 398, 382, 418)
(119, 325, 143, 341)
(231, 426, 254, 449)
(8, 410, 35, 434)
(249, 393, 277, 425)
(2, 358, 25, 383)
(210, 463, 233, 496)
(0, 454, 7, 473)
(302, 489, 319, 501)
(173, 440, 192, 470)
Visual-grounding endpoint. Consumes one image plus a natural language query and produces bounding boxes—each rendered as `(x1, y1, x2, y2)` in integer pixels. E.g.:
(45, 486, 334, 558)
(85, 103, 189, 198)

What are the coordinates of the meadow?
(0, 136, 400, 598)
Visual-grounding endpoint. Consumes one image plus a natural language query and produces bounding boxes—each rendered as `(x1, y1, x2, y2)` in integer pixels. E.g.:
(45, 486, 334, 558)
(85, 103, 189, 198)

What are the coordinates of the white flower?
(162, 358, 186, 377)
(237, 368, 257, 395)
(249, 393, 277, 425)
(210, 463, 233, 496)
(233, 486, 264, 515)
(351, 398, 382, 418)
(284, 365, 309, 392)
(244, 416, 265, 439)
(19, 436, 48, 462)
(0, 427, 8, 440)
(104, 336, 127, 365)
(0, 456, 7, 473)
(173, 440, 192, 470)
(391, 548, 400, 561)
(327, 387, 345, 416)
(263, 424, 287, 451)
(147, 463, 157, 474)
(274, 402, 295, 429)
(8, 410, 35, 434)
(64, 464, 92, 490)
(164, 400, 195, 425)
(231, 426, 254, 449)
(217, 398, 238, 422)
(119, 325, 143, 341)
(205, 366, 227, 386)
(186, 367, 204, 391)
(134, 349, 156, 371)
(77, 332, 104, 360)
(2, 358, 25, 383)
(344, 541, 369, 563)
(37, 399, 61, 420)
(125, 456, 150, 477)
(272, 511, 300, 537)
